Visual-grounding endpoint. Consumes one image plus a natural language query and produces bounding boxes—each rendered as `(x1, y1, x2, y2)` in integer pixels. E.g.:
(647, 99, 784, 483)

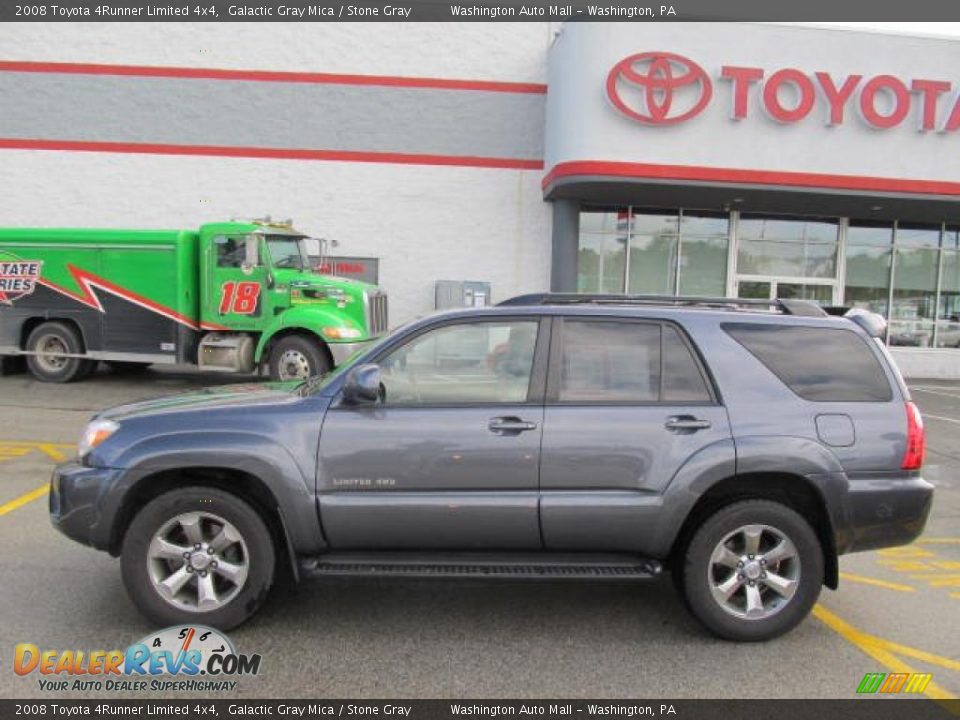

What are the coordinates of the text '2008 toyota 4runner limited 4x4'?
(50, 294, 933, 641)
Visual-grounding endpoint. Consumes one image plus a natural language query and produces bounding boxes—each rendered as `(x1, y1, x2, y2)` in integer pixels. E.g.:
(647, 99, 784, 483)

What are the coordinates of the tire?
(105, 361, 151, 373)
(121, 487, 275, 630)
(25, 321, 97, 383)
(678, 500, 823, 642)
(269, 335, 331, 381)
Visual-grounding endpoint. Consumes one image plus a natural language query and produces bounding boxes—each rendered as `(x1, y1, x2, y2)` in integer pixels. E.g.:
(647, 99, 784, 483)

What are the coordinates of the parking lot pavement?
(0, 365, 957, 699)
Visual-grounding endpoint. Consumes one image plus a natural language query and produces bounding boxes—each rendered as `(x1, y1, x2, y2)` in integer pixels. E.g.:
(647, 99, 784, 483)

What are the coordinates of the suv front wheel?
(679, 500, 823, 642)
(121, 487, 275, 630)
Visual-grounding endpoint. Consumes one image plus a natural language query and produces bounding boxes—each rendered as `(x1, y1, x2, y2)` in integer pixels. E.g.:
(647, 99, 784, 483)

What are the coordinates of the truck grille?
(365, 291, 389, 337)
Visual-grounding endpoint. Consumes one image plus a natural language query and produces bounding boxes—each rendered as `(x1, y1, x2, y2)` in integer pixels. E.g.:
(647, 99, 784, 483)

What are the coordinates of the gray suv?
(50, 294, 933, 641)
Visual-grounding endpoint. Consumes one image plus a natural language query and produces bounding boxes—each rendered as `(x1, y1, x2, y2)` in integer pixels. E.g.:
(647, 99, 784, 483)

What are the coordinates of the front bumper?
(49, 461, 123, 550)
(328, 338, 377, 366)
(839, 474, 934, 554)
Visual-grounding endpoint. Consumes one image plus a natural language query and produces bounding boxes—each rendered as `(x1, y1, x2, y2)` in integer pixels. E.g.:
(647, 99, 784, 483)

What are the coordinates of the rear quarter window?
(722, 323, 893, 402)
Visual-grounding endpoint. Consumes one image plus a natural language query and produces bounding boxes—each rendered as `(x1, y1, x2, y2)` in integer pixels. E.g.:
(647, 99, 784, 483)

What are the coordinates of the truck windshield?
(266, 236, 308, 269)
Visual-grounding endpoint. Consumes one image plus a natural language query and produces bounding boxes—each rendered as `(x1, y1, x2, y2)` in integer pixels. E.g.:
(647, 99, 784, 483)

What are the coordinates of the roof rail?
(497, 293, 828, 318)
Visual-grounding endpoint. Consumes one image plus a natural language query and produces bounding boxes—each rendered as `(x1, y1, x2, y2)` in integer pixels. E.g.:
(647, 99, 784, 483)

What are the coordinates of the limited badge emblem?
(0, 252, 42, 305)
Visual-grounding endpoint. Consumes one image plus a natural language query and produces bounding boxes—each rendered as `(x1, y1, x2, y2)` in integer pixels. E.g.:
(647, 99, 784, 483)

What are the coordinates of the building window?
(737, 215, 839, 279)
(889, 224, 940, 348)
(577, 207, 729, 296)
(627, 212, 680, 296)
(577, 208, 628, 293)
(938, 228, 960, 348)
(845, 221, 893, 316)
(678, 213, 729, 296)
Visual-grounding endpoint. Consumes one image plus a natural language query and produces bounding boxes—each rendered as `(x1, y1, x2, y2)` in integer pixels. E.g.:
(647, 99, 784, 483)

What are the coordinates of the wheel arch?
(21, 316, 88, 352)
(255, 326, 332, 369)
(669, 471, 839, 590)
(108, 466, 301, 582)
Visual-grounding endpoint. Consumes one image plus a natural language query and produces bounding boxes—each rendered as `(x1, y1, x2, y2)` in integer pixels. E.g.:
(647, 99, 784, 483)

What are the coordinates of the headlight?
(78, 419, 119, 458)
(322, 327, 362, 340)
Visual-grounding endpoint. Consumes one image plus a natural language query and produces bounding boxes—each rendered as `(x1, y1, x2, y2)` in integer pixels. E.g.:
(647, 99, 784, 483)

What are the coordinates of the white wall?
(0, 23, 556, 324)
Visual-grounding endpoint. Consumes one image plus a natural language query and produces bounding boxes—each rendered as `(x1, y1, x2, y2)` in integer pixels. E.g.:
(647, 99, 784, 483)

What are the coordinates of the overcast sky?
(796, 22, 960, 39)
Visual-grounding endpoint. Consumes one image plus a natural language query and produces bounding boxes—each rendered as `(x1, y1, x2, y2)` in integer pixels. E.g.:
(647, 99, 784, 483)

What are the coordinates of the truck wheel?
(25, 322, 96, 383)
(679, 500, 823, 642)
(121, 487, 275, 630)
(269, 335, 330, 381)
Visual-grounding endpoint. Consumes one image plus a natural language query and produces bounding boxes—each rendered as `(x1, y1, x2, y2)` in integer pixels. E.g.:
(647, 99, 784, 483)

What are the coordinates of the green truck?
(0, 219, 388, 382)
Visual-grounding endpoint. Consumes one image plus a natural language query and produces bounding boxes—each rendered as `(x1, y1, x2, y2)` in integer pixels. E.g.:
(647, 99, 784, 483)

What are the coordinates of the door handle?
(488, 416, 538, 434)
(665, 416, 712, 432)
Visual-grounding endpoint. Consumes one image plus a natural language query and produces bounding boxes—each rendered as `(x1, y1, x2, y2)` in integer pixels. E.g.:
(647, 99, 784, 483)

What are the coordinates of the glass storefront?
(578, 208, 728, 296)
(577, 206, 960, 348)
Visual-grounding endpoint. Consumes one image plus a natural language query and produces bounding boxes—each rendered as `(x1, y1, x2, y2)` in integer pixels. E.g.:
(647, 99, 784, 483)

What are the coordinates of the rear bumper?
(49, 461, 123, 551)
(838, 474, 934, 554)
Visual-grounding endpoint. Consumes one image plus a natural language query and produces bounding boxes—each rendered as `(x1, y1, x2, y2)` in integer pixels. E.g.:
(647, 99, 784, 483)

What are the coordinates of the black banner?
(2, 700, 960, 719)
(5, 0, 960, 22)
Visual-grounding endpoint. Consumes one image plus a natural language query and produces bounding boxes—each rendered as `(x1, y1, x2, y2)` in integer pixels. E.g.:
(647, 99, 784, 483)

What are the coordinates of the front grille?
(364, 291, 389, 337)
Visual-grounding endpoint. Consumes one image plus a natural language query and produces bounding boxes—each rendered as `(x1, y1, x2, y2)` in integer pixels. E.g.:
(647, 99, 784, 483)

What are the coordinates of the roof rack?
(497, 293, 828, 318)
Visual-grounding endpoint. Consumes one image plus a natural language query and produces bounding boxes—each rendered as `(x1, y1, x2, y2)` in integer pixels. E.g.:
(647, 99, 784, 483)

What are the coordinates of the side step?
(301, 553, 662, 581)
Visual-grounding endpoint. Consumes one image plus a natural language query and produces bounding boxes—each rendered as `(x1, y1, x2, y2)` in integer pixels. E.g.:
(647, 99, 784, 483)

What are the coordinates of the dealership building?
(2, 21, 960, 375)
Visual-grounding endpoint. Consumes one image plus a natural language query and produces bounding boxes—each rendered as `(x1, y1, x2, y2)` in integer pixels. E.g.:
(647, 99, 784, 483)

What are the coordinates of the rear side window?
(722, 323, 892, 402)
(558, 320, 712, 403)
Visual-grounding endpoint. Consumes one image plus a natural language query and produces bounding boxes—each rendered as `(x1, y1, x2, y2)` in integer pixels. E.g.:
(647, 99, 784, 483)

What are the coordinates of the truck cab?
(195, 220, 387, 380)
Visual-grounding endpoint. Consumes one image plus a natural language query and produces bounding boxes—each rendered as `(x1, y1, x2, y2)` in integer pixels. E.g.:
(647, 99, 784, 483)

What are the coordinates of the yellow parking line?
(812, 604, 958, 701)
(839, 572, 916, 593)
(0, 485, 49, 517)
(917, 538, 960, 545)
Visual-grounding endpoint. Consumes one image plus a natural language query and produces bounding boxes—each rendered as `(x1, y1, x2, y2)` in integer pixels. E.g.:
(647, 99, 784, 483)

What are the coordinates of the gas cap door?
(815, 413, 856, 447)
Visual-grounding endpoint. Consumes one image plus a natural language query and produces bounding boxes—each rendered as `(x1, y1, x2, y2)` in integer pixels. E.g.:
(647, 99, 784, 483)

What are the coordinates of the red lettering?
(815, 72, 861, 125)
(860, 75, 911, 129)
(762, 69, 816, 123)
(911, 79, 951, 131)
(943, 94, 960, 132)
(720, 66, 763, 119)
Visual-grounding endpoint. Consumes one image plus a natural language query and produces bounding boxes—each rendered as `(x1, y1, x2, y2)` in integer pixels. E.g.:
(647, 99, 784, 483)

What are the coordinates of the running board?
(300, 553, 662, 581)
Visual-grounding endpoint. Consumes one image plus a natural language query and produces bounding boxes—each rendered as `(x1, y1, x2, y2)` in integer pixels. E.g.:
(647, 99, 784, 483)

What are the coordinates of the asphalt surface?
(0, 364, 957, 700)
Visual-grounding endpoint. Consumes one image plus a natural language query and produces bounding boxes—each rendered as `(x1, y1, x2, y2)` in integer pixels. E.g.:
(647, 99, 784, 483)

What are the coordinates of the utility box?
(435, 280, 492, 310)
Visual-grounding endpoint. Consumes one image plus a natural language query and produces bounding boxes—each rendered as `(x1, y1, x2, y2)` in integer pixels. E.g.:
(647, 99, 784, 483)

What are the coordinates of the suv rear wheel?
(121, 487, 275, 630)
(679, 500, 823, 641)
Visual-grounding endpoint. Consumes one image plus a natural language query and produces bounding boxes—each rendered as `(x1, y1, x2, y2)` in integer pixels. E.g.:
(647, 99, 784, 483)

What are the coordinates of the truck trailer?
(0, 219, 388, 382)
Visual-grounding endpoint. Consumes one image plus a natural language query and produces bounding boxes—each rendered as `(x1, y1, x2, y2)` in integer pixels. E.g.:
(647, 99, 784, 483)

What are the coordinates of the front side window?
(378, 321, 539, 405)
(557, 320, 712, 403)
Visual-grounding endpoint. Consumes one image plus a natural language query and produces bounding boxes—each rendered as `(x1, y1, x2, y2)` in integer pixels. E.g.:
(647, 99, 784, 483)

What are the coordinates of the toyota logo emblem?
(606, 51, 713, 125)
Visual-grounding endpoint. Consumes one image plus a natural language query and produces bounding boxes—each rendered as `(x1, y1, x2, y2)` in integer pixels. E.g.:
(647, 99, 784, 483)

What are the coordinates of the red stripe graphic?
(542, 160, 960, 197)
(38, 263, 229, 331)
(0, 60, 547, 94)
(0, 138, 544, 170)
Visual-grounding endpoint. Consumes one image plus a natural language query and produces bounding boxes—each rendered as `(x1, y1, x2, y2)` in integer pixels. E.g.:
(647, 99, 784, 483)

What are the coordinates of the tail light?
(902, 401, 925, 470)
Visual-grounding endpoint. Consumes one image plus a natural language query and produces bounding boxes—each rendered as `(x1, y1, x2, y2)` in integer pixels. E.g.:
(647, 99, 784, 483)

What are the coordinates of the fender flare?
(95, 430, 326, 557)
(254, 306, 361, 362)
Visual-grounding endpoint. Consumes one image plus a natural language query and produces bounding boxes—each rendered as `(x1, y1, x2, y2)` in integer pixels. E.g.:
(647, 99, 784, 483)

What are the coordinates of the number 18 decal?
(219, 281, 261, 315)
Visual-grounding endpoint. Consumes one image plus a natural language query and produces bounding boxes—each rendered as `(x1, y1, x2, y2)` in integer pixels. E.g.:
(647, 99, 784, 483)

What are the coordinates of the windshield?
(266, 235, 309, 269)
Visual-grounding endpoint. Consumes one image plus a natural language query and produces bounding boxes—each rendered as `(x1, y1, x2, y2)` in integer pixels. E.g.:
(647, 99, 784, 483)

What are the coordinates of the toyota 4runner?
(50, 294, 933, 641)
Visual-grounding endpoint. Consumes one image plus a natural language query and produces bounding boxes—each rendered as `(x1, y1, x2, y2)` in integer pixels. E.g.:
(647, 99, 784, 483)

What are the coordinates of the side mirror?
(342, 364, 383, 405)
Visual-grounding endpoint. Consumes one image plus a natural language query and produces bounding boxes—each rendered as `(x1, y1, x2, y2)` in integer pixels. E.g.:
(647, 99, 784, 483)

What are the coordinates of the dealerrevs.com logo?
(606, 52, 713, 125)
(607, 50, 960, 131)
(13, 625, 261, 693)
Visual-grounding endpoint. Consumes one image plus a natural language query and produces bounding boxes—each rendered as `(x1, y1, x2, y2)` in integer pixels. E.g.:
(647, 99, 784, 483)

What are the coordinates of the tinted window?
(663, 326, 712, 402)
(378, 321, 538, 405)
(723, 323, 892, 402)
(560, 321, 661, 402)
